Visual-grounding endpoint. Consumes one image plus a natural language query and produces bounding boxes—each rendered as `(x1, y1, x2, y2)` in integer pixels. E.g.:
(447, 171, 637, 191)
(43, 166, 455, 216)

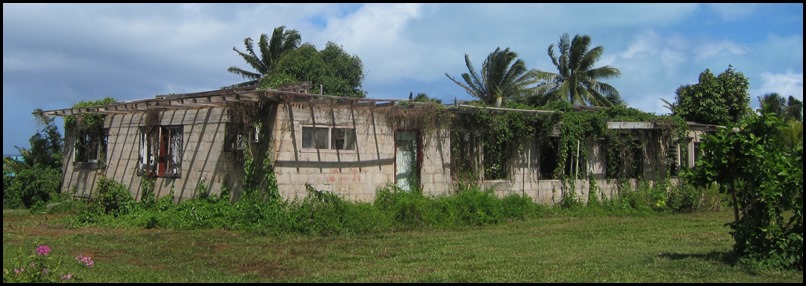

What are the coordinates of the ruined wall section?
(63, 107, 236, 202)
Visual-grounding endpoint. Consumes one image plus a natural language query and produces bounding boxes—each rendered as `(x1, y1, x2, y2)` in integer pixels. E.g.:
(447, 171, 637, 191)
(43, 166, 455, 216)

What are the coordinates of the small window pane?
(332, 128, 356, 150)
(302, 127, 329, 149)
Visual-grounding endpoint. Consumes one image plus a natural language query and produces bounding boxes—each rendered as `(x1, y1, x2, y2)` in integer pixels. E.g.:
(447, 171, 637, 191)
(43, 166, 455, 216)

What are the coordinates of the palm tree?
(785, 95, 803, 122)
(533, 33, 621, 107)
(446, 47, 534, 107)
(759, 92, 786, 117)
(226, 26, 301, 88)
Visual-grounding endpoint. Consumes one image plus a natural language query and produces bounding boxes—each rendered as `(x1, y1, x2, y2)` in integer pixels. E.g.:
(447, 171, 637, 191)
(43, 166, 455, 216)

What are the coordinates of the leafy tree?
(532, 33, 621, 107)
(261, 42, 366, 98)
(409, 92, 442, 104)
(689, 112, 802, 270)
(758, 94, 803, 148)
(227, 26, 302, 88)
(446, 47, 534, 107)
(3, 110, 64, 208)
(17, 110, 63, 170)
(670, 65, 752, 126)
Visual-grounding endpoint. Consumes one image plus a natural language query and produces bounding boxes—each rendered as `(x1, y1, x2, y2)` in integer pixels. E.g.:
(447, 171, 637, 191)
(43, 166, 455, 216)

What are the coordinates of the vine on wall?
(448, 100, 690, 203)
(64, 97, 117, 166)
(226, 96, 279, 202)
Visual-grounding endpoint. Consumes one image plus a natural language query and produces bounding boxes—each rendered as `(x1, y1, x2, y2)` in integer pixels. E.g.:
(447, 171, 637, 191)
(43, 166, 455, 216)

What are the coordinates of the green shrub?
(94, 176, 135, 216)
(500, 193, 535, 220)
(449, 186, 504, 225)
(6, 166, 61, 209)
(374, 185, 437, 228)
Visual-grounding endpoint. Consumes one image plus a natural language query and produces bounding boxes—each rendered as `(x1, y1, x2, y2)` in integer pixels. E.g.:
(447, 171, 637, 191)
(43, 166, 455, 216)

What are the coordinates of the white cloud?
(752, 70, 804, 102)
(318, 4, 424, 83)
(694, 41, 749, 61)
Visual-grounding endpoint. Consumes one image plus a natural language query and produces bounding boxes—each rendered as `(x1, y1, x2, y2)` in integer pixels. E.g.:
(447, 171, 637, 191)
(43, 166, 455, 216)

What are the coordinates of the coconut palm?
(226, 26, 301, 88)
(533, 33, 621, 107)
(446, 47, 535, 107)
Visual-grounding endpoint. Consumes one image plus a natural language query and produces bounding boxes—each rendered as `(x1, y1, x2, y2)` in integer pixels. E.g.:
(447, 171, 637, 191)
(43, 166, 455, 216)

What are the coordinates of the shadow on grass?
(658, 250, 738, 266)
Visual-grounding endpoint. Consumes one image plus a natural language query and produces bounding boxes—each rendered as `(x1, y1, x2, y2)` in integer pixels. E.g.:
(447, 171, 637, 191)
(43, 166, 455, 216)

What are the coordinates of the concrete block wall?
(63, 108, 234, 202)
(269, 103, 451, 202)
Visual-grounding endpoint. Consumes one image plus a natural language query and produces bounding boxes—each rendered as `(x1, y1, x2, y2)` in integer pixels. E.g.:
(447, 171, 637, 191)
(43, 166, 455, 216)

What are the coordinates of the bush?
(5, 166, 61, 209)
(94, 176, 135, 216)
(448, 186, 504, 225)
(374, 185, 438, 228)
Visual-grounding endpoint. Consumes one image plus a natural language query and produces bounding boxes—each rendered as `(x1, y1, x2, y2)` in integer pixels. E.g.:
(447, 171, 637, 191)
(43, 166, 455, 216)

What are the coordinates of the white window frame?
(301, 126, 356, 151)
(138, 125, 183, 178)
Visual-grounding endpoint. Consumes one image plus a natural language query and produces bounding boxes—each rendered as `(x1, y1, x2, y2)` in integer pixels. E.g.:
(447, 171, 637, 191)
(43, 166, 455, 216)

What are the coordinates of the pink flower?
(13, 268, 24, 274)
(41, 268, 49, 275)
(36, 245, 51, 255)
(76, 255, 95, 268)
(61, 273, 73, 280)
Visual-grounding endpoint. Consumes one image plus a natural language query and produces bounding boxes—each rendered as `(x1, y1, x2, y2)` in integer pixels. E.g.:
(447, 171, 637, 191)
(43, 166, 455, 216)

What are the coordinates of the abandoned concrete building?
(39, 85, 717, 205)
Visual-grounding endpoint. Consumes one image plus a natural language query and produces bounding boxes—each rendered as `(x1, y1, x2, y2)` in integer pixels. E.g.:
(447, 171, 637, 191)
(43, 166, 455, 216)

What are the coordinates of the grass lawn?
(3, 209, 803, 282)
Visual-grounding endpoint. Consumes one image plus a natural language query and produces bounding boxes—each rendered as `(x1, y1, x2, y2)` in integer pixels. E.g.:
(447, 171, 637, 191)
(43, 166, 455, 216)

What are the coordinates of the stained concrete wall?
(269, 103, 452, 202)
(62, 108, 241, 202)
(479, 133, 680, 205)
(61, 102, 702, 206)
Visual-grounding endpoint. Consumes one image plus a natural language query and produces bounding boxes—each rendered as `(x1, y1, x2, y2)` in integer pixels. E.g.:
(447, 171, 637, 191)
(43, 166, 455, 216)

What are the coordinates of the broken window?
(301, 126, 356, 150)
(224, 124, 245, 151)
(139, 126, 182, 178)
(331, 128, 356, 150)
(74, 129, 108, 166)
(482, 139, 509, 180)
(538, 137, 560, 179)
(225, 123, 261, 152)
(450, 131, 480, 182)
(605, 136, 643, 179)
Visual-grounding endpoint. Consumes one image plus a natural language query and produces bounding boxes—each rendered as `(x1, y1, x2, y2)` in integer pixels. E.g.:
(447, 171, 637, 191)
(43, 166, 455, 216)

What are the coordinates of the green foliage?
(374, 184, 534, 228)
(759, 92, 787, 118)
(261, 41, 366, 97)
(671, 65, 751, 126)
(5, 165, 61, 209)
(446, 47, 534, 107)
(12, 110, 64, 170)
(409, 92, 442, 104)
(4, 110, 65, 210)
(63, 97, 116, 130)
(688, 112, 803, 270)
(94, 176, 136, 216)
(138, 176, 156, 209)
(785, 96, 803, 122)
(374, 185, 439, 228)
(63, 97, 115, 167)
(532, 33, 621, 107)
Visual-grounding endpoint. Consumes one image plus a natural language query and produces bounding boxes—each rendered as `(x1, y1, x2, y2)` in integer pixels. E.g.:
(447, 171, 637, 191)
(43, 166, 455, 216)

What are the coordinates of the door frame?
(393, 129, 422, 191)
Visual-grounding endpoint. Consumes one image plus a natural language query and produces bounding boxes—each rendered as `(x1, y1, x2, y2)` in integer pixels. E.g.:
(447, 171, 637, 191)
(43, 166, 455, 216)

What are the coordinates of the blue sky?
(3, 3, 803, 155)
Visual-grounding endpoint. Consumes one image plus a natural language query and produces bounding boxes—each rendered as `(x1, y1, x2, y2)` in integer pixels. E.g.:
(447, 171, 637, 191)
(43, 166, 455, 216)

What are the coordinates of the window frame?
(73, 128, 109, 168)
(138, 125, 183, 178)
(300, 125, 357, 151)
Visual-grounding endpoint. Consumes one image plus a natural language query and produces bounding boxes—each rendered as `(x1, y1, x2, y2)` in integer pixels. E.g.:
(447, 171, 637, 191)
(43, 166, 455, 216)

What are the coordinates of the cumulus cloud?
(752, 70, 804, 101)
(694, 41, 749, 61)
(317, 4, 423, 84)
